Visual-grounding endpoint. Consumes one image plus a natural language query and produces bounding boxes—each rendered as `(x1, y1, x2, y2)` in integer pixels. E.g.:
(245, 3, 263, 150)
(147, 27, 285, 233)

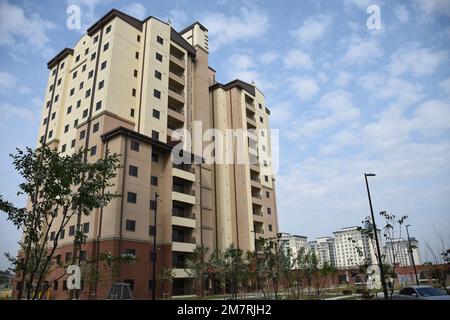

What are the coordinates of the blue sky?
(1, 0, 450, 269)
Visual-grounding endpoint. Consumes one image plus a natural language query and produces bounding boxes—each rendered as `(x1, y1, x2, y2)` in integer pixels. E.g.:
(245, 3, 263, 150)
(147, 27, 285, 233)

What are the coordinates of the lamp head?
(365, 173, 376, 177)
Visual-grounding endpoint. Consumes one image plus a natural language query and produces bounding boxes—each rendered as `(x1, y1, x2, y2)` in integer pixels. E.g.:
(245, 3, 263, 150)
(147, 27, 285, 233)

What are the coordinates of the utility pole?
(406, 225, 420, 285)
(152, 193, 159, 300)
(364, 173, 389, 300)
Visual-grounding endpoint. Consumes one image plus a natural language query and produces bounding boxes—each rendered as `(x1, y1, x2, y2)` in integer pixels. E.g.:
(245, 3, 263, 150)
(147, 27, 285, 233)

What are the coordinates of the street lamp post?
(364, 173, 389, 300)
(152, 193, 159, 301)
(406, 225, 420, 285)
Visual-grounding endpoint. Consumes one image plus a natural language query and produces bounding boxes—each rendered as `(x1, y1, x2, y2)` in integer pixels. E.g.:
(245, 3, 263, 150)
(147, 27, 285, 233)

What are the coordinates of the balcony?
(250, 164, 260, 173)
(246, 103, 256, 113)
(169, 87, 185, 104)
(170, 53, 186, 70)
(172, 191, 196, 205)
(173, 268, 190, 279)
(169, 70, 185, 87)
(173, 168, 195, 182)
(247, 117, 257, 129)
(172, 216, 196, 229)
(172, 242, 196, 253)
(168, 108, 185, 124)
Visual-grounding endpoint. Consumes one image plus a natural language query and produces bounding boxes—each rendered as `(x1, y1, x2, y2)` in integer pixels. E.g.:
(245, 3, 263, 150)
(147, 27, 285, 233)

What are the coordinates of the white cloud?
(202, 7, 269, 51)
(259, 52, 278, 65)
(413, 100, 450, 138)
(291, 14, 332, 44)
(389, 45, 447, 77)
(344, 0, 375, 10)
(334, 71, 353, 87)
(167, 9, 189, 31)
(340, 36, 383, 65)
(0, 71, 30, 95)
(439, 77, 450, 96)
(269, 101, 293, 126)
(287, 76, 319, 101)
(0, 102, 36, 125)
(283, 49, 314, 70)
(413, 0, 450, 17)
(394, 5, 410, 23)
(120, 2, 147, 20)
(0, 1, 56, 59)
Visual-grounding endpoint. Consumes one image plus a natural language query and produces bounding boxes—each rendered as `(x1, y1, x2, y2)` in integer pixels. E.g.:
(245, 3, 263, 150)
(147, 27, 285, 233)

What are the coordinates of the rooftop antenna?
(168, 18, 172, 26)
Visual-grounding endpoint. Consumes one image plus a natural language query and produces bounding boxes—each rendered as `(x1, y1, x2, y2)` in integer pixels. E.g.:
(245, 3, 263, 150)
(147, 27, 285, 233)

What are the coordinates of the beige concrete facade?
(21, 9, 278, 299)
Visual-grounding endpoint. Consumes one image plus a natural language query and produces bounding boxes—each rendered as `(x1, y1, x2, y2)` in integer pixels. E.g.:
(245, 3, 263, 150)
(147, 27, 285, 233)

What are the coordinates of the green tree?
(157, 267, 175, 298)
(185, 245, 209, 297)
(0, 144, 121, 300)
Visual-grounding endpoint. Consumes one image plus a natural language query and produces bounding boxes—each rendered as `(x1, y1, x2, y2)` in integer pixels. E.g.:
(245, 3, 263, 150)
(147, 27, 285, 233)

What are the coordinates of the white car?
(399, 285, 450, 300)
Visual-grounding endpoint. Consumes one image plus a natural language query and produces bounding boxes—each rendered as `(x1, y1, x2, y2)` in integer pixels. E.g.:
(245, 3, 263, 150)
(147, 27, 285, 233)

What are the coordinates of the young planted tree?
(0, 144, 121, 299)
(312, 262, 337, 298)
(185, 245, 209, 297)
(157, 267, 175, 299)
(222, 245, 248, 299)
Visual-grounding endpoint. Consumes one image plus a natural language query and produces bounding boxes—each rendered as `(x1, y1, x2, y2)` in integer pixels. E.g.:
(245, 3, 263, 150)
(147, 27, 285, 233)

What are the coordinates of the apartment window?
(94, 35, 99, 43)
(129, 165, 138, 177)
(91, 52, 96, 61)
(57, 78, 62, 86)
(61, 144, 66, 153)
(51, 112, 56, 120)
(93, 122, 99, 133)
(82, 109, 88, 118)
(127, 192, 137, 204)
(88, 70, 93, 79)
(151, 176, 158, 186)
(130, 108, 135, 117)
(137, 35, 141, 42)
(103, 42, 109, 51)
(152, 109, 160, 119)
(60, 62, 65, 69)
(48, 130, 53, 139)
(98, 80, 104, 90)
(132, 88, 136, 97)
(64, 124, 69, 133)
(149, 225, 155, 237)
(85, 48, 89, 55)
(155, 52, 162, 62)
(79, 251, 86, 261)
(83, 222, 90, 234)
(79, 81, 84, 90)
(65, 252, 72, 262)
(101, 61, 107, 70)
(268, 224, 273, 232)
(85, 89, 91, 98)
(90, 145, 97, 156)
(74, 119, 78, 127)
(266, 191, 270, 198)
(69, 225, 75, 236)
(265, 176, 269, 182)
(50, 231, 55, 241)
(155, 70, 162, 80)
(124, 279, 134, 291)
(130, 140, 139, 151)
(75, 55, 80, 63)
(82, 64, 86, 72)
(151, 130, 159, 141)
(135, 52, 139, 59)
(156, 35, 164, 45)
(54, 95, 59, 102)
(259, 103, 263, 109)
(267, 207, 272, 215)
(80, 130, 86, 140)
(260, 116, 264, 123)
(134, 69, 138, 78)
(71, 139, 76, 148)
(153, 89, 161, 99)
(46, 100, 50, 108)
(150, 200, 156, 210)
(151, 152, 159, 162)
(77, 100, 81, 108)
(125, 219, 136, 232)
(43, 118, 47, 125)
(96, 101, 102, 111)
(106, 25, 111, 33)
(49, 84, 53, 92)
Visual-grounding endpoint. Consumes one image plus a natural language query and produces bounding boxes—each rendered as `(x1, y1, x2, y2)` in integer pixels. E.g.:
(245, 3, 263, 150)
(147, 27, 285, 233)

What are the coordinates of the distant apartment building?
(333, 226, 379, 269)
(15, 9, 279, 299)
(308, 237, 336, 267)
(384, 238, 421, 267)
(278, 233, 308, 266)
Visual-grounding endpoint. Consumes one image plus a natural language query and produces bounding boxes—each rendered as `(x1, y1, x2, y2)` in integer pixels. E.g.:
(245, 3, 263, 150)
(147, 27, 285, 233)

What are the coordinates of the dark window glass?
(101, 61, 107, 70)
(90, 145, 97, 156)
(153, 89, 161, 99)
(155, 52, 162, 62)
(80, 130, 86, 140)
(103, 43, 109, 51)
(129, 165, 138, 177)
(93, 122, 99, 133)
(69, 225, 75, 236)
(61, 144, 66, 153)
(71, 139, 76, 148)
(91, 52, 96, 61)
(151, 176, 158, 186)
(130, 108, 135, 117)
(157, 36, 164, 45)
(106, 25, 111, 33)
(98, 80, 104, 90)
(132, 88, 136, 97)
(155, 70, 161, 79)
(152, 109, 160, 119)
(134, 69, 138, 77)
(67, 106, 72, 114)
(151, 152, 159, 162)
(152, 131, 159, 140)
(127, 192, 137, 204)
(130, 140, 139, 151)
(83, 222, 90, 234)
(96, 101, 102, 111)
(83, 109, 88, 118)
(126, 219, 136, 231)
